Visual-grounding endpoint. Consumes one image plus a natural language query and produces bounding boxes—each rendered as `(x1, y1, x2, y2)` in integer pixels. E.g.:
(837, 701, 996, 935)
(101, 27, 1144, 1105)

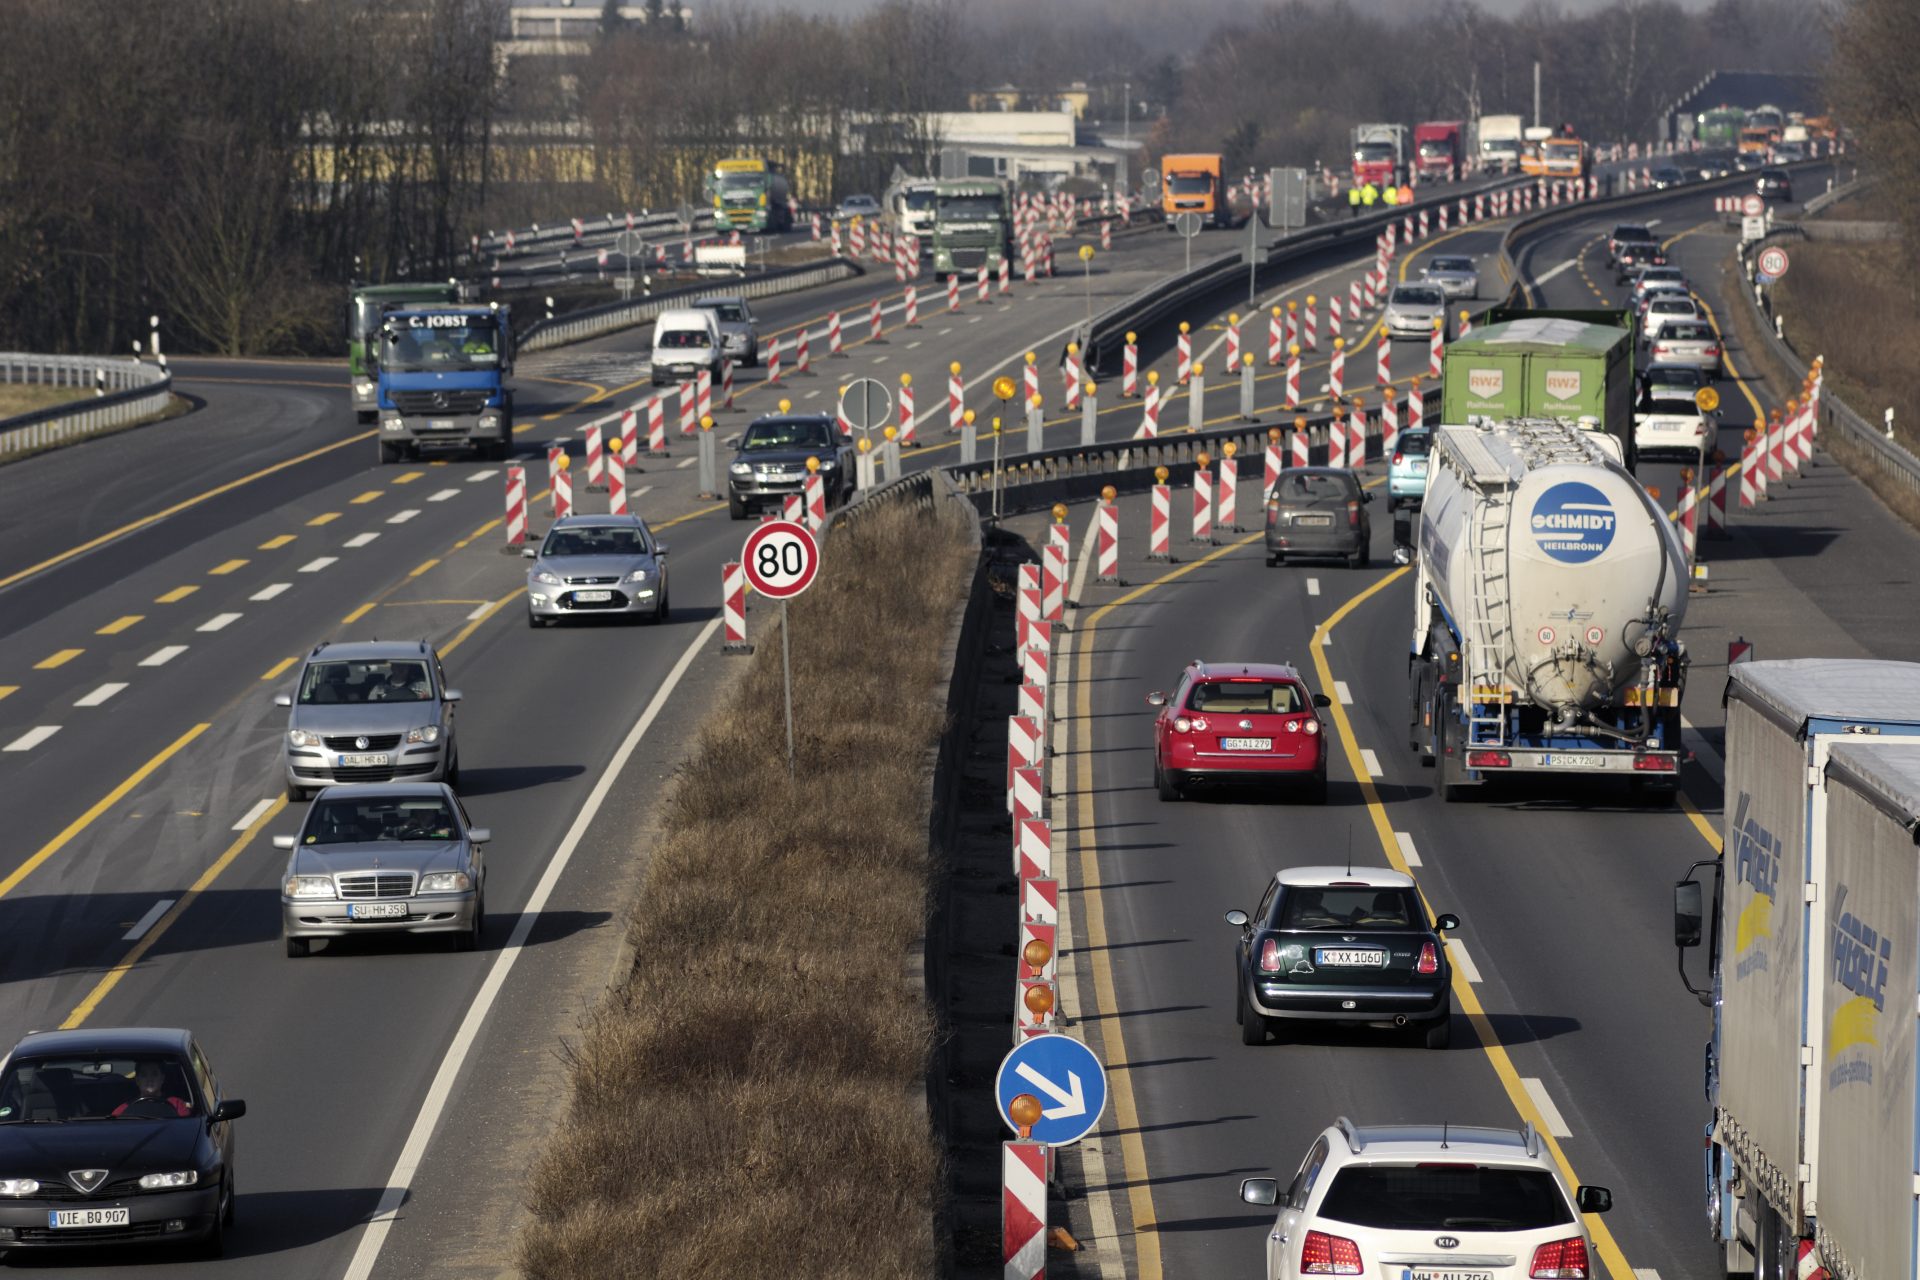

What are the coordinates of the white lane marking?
(122, 899, 176, 942)
(1395, 831, 1421, 867)
(232, 797, 275, 831)
(631, 485, 652, 497)
(74, 683, 128, 708)
(140, 645, 188, 667)
(1521, 1077, 1573, 1138)
(676, 457, 696, 469)
(1635, 1270, 1664, 1280)
(938, 326, 953, 335)
(1306, 578, 1321, 596)
(340, 615, 724, 1280)
(4, 726, 61, 752)
(1360, 748, 1381, 777)
(251, 583, 292, 602)
(969, 315, 982, 324)
(467, 469, 497, 483)
(344, 532, 380, 548)
(804, 390, 821, 400)
(428, 488, 460, 502)
(299, 557, 336, 573)
(1447, 939, 1482, 983)
(1644, 219, 1662, 228)
(465, 603, 493, 622)
(1334, 681, 1352, 705)
(1536, 259, 1578, 284)
(387, 509, 421, 524)
(197, 612, 242, 633)
(906, 340, 923, 349)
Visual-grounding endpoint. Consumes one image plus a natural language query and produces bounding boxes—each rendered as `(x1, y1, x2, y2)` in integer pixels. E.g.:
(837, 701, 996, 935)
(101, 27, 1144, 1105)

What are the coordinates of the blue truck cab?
(374, 303, 514, 462)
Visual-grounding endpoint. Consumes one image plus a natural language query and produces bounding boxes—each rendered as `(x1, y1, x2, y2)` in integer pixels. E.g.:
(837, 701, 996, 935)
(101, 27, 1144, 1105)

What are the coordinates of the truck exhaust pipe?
(1393, 1015, 1409, 1026)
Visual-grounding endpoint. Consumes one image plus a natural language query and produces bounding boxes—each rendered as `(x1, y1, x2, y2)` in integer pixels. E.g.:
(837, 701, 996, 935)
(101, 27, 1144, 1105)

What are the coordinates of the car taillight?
(1300, 1229, 1364, 1275)
(1466, 749, 1511, 768)
(1284, 718, 1300, 733)
(1530, 1236, 1591, 1279)
(1173, 716, 1191, 733)
(1416, 941, 1440, 974)
(1304, 720, 1320, 735)
(1190, 717, 1209, 732)
(1653, 342, 1670, 354)
(1633, 753, 1677, 772)
(1705, 346, 1720, 356)
(1392, 451, 1404, 465)
(1347, 500, 1360, 527)
(1258, 938, 1282, 971)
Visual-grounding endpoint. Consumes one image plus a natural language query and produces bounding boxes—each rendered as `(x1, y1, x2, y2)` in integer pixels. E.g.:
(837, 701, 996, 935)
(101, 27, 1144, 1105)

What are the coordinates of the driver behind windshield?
(113, 1060, 194, 1118)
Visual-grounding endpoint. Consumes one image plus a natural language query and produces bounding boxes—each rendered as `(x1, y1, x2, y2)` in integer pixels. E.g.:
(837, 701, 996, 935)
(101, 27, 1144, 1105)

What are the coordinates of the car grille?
(29, 1176, 147, 1201)
(946, 248, 989, 268)
(563, 575, 621, 585)
(15, 1221, 174, 1243)
(389, 390, 490, 415)
(323, 734, 402, 751)
(325, 762, 436, 783)
(337, 871, 415, 899)
(562, 590, 631, 610)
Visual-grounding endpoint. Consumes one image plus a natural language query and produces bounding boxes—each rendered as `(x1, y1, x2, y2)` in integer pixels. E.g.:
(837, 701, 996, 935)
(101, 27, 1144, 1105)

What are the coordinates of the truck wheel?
(379, 440, 402, 465)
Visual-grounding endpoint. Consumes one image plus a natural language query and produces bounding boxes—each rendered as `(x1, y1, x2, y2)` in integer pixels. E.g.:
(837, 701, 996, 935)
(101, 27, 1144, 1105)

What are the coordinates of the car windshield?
(1166, 175, 1213, 194)
(701, 303, 746, 323)
(1648, 367, 1705, 388)
(717, 171, 764, 192)
(541, 526, 649, 557)
(1396, 431, 1432, 456)
(656, 328, 711, 349)
(1186, 680, 1304, 714)
(741, 420, 834, 451)
(1417, 141, 1453, 159)
(1277, 473, 1353, 503)
(937, 195, 1003, 219)
(0, 1054, 199, 1123)
(1429, 258, 1473, 273)
(382, 319, 498, 372)
(1353, 143, 1395, 163)
(1316, 1164, 1573, 1231)
(902, 189, 936, 211)
(1612, 226, 1650, 241)
(1639, 270, 1683, 285)
(1280, 886, 1421, 930)
(297, 659, 432, 705)
(304, 795, 458, 845)
(1391, 287, 1444, 307)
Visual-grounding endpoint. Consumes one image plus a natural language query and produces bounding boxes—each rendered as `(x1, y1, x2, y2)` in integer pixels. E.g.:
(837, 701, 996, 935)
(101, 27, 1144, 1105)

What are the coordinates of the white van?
(650, 308, 723, 386)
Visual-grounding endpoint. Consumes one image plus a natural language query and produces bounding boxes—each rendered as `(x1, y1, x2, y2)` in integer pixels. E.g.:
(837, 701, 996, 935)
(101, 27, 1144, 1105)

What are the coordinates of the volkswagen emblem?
(355, 736, 370, 750)
(67, 1169, 109, 1194)
(1238, 719, 1253, 729)
(1434, 1237, 1461, 1250)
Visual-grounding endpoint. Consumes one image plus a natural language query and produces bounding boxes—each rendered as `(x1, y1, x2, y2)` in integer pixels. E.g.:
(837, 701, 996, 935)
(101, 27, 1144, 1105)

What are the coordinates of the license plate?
(341, 753, 389, 768)
(429, 418, 456, 430)
(1409, 1271, 1494, 1280)
(349, 902, 408, 920)
(50, 1208, 130, 1228)
(1315, 948, 1386, 967)
(1220, 737, 1273, 751)
(573, 590, 613, 602)
(1295, 514, 1333, 526)
(1412, 462, 1428, 473)
(1538, 753, 1606, 768)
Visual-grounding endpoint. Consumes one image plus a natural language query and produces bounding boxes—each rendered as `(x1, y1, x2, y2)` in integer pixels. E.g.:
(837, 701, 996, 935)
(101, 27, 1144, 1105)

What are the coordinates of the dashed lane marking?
(387, 509, 420, 524)
(676, 457, 696, 469)
(0, 687, 15, 701)
(410, 559, 439, 578)
(1535, 259, 1578, 284)
(1395, 831, 1421, 867)
(1447, 938, 1482, 983)
(97, 616, 143, 635)
(350, 490, 383, 504)
(260, 657, 296, 682)
(155, 586, 197, 603)
(5, 726, 60, 751)
(1334, 680, 1352, 704)
(467, 470, 497, 483)
(1306, 578, 1321, 596)
(1360, 747, 1381, 777)
(308, 512, 340, 526)
(139, 646, 187, 667)
(428, 489, 459, 502)
(73, 683, 127, 708)
(35, 649, 82, 669)
(342, 602, 376, 625)
(392, 470, 424, 485)
(122, 899, 176, 943)
(259, 535, 296, 550)
(344, 532, 380, 548)
(232, 798, 274, 832)
(299, 557, 336, 573)
(209, 559, 248, 576)
(1521, 1078, 1574, 1138)
(251, 584, 291, 602)
(196, 613, 242, 633)
(465, 603, 493, 622)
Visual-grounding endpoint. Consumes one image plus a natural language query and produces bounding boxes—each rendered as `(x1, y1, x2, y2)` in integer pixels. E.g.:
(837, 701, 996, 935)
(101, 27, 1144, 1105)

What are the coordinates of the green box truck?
(931, 178, 1013, 280)
(1439, 307, 1638, 465)
(348, 281, 463, 423)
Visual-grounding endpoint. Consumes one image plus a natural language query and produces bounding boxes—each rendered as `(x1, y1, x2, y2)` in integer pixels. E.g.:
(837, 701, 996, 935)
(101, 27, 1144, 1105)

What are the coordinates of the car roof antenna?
(1346, 828, 1353, 877)
(1441, 1121, 1450, 1150)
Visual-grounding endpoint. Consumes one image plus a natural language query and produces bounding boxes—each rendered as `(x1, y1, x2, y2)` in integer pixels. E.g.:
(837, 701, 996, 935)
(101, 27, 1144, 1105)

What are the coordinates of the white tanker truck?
(1407, 417, 1690, 803)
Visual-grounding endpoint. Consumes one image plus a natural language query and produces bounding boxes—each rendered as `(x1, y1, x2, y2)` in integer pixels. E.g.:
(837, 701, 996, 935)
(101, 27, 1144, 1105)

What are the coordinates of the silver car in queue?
(525, 513, 670, 626)
(1383, 285, 1447, 341)
(277, 639, 460, 802)
(1419, 255, 1479, 301)
(277, 783, 486, 956)
(694, 293, 760, 367)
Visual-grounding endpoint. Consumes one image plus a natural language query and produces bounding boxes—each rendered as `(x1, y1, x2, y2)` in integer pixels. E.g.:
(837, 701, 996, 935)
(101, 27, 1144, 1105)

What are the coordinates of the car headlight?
(626, 567, 653, 583)
(816, 458, 837, 470)
(406, 725, 440, 744)
(354, 380, 373, 397)
(729, 462, 752, 475)
(288, 729, 321, 748)
(418, 871, 473, 893)
(284, 875, 334, 900)
(0, 1179, 41, 1196)
(138, 1171, 199, 1190)
(533, 569, 562, 586)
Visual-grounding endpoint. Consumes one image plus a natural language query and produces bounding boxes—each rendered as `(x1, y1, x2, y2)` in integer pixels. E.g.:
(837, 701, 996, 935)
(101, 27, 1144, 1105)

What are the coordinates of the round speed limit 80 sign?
(740, 520, 821, 600)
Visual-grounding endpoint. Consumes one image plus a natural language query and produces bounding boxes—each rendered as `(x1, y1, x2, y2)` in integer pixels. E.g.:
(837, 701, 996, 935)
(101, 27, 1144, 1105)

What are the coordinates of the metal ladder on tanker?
(1463, 489, 1510, 747)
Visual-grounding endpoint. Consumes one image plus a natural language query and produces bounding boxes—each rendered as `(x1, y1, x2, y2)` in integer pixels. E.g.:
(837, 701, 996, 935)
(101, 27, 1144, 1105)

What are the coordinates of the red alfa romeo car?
(1147, 661, 1331, 802)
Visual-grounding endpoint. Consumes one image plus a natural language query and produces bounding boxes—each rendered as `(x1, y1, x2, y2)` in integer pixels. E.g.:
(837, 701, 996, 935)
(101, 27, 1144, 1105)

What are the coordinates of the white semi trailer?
(1408, 418, 1690, 801)
(1675, 661, 1920, 1280)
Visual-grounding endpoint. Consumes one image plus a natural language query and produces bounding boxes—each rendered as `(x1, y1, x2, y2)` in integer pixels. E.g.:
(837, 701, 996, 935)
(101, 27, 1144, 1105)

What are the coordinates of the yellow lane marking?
(1679, 790, 1723, 852)
(155, 586, 197, 603)
(209, 558, 248, 576)
(259, 534, 296, 550)
(528, 375, 612, 423)
(350, 490, 383, 505)
(381, 599, 490, 607)
(1072, 530, 1266, 1279)
(392, 470, 424, 484)
(307, 513, 340, 527)
(0, 724, 211, 902)
(60, 795, 288, 1029)
(0, 686, 15, 701)
(409, 559, 440, 578)
(0, 432, 377, 593)
(1692, 295, 1768, 428)
(35, 648, 83, 669)
(440, 588, 522, 655)
(97, 615, 144, 635)
(341, 602, 376, 625)
(1307, 570, 1638, 1280)
(260, 657, 297, 682)
(1661, 221, 1715, 253)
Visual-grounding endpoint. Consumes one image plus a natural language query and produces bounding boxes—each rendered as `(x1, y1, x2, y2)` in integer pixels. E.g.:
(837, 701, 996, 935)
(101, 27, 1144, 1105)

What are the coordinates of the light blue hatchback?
(1387, 427, 1433, 512)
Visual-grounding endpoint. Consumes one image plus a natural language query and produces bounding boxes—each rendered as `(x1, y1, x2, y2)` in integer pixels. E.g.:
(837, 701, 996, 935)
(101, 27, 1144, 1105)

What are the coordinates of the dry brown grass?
(0, 383, 89, 417)
(518, 498, 978, 1280)
(1773, 241, 1920, 455)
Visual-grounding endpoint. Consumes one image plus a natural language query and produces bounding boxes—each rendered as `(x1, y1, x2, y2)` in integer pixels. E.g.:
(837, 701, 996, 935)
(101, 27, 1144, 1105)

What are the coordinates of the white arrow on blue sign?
(995, 1033, 1108, 1147)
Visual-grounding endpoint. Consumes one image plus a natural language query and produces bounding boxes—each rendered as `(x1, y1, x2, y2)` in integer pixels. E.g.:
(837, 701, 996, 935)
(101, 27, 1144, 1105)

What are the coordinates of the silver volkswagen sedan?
(1383, 284, 1448, 341)
(524, 514, 670, 626)
(277, 783, 486, 956)
(1419, 255, 1479, 301)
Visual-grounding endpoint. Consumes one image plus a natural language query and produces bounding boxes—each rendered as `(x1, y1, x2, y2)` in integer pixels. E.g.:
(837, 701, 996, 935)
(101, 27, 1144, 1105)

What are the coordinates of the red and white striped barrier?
(1002, 1139, 1047, 1261)
(999, 257, 1012, 295)
(1064, 348, 1083, 410)
(1007, 716, 1041, 802)
(647, 395, 668, 453)
(1122, 334, 1140, 397)
(830, 222, 844, 256)
(1429, 321, 1444, 378)
(1363, 271, 1378, 309)
(826, 310, 844, 357)
(1283, 302, 1299, 353)
(1224, 317, 1241, 370)
(869, 297, 885, 344)
(1286, 346, 1301, 409)
(1265, 439, 1284, 503)
(721, 360, 736, 411)
(1096, 500, 1119, 584)
(1329, 339, 1345, 399)
(1304, 296, 1319, 351)
(810, 213, 822, 241)
(903, 285, 920, 327)
(836, 398, 853, 439)
(697, 368, 714, 422)
(765, 336, 783, 385)
(1016, 564, 1042, 648)
(1292, 421, 1311, 469)
(1350, 408, 1368, 466)
(949, 363, 965, 433)
(619, 405, 640, 463)
(1457, 309, 1472, 341)
(1023, 356, 1040, 406)
(1742, 435, 1765, 504)
(721, 561, 750, 653)
(504, 465, 526, 547)
(1101, 220, 1113, 250)
(607, 449, 628, 515)
(1381, 393, 1399, 457)
(1767, 416, 1785, 486)
(1138, 377, 1161, 438)
(1042, 544, 1067, 622)
(1015, 816, 1051, 881)
(1329, 293, 1344, 331)
(1147, 483, 1172, 560)
(1376, 335, 1391, 387)
(802, 472, 825, 531)
(584, 422, 605, 490)
(679, 383, 697, 437)
(1217, 453, 1239, 531)
(948, 274, 961, 313)
(1419, 209, 1430, 239)
(1677, 483, 1698, 562)
(1329, 413, 1348, 469)
(978, 265, 991, 304)
(1191, 467, 1213, 545)
(898, 375, 917, 447)
(1348, 278, 1363, 320)
(1707, 465, 1728, 533)
(551, 455, 573, 519)
(1268, 307, 1284, 365)
(1176, 325, 1193, 384)
(779, 494, 802, 524)
(1407, 382, 1424, 431)
(1022, 635, 1050, 692)
(794, 329, 811, 377)
(1018, 682, 1047, 738)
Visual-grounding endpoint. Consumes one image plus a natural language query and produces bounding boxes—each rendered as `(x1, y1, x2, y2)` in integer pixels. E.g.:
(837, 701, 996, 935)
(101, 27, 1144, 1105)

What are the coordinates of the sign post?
(1174, 211, 1202, 273)
(740, 520, 822, 778)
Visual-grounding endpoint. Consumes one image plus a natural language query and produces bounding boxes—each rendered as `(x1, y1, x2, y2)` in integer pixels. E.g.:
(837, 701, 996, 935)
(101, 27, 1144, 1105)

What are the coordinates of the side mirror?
(1392, 544, 1414, 566)
(1312, 693, 1332, 708)
(443, 689, 463, 704)
(1239, 1177, 1280, 1206)
(1575, 1184, 1612, 1215)
(271, 835, 297, 850)
(521, 547, 538, 559)
(1146, 692, 1167, 707)
(655, 542, 670, 557)
(468, 827, 491, 845)
(274, 693, 293, 708)
(1362, 490, 1375, 503)
(1674, 880, 1704, 949)
(212, 1099, 246, 1123)
(1225, 909, 1250, 928)
(1435, 912, 1460, 932)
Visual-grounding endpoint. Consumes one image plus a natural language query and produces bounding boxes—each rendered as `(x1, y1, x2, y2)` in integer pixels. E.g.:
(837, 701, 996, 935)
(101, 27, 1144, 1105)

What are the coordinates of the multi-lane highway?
(1037, 161, 1918, 1280)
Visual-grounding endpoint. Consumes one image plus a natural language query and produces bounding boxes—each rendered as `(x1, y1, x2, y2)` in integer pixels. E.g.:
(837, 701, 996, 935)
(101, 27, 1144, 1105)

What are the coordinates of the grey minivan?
(1265, 467, 1374, 569)
(276, 640, 460, 801)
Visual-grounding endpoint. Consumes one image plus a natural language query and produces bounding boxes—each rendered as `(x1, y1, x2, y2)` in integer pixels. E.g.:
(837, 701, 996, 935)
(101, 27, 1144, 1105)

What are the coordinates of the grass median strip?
(517, 499, 975, 1279)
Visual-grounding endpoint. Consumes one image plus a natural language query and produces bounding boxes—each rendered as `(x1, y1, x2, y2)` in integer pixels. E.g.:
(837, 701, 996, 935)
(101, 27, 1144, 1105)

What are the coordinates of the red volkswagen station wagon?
(1147, 661, 1332, 802)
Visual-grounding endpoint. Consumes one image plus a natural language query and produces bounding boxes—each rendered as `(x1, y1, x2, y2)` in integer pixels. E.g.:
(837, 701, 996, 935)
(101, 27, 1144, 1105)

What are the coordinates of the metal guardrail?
(516, 256, 863, 352)
(0, 355, 173, 459)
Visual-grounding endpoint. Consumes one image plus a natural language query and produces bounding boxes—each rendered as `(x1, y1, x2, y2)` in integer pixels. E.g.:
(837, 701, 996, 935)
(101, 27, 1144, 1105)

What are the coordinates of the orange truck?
(1160, 154, 1232, 230)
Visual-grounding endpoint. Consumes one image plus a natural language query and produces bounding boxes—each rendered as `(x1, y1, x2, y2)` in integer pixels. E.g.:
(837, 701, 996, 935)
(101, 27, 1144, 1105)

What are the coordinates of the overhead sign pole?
(740, 520, 822, 778)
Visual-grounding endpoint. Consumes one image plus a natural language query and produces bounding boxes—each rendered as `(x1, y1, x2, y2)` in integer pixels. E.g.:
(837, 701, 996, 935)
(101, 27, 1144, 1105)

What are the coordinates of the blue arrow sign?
(995, 1033, 1108, 1147)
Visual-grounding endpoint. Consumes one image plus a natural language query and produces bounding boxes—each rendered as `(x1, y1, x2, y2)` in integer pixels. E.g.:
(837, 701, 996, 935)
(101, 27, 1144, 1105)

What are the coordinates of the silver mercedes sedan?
(524, 514, 670, 626)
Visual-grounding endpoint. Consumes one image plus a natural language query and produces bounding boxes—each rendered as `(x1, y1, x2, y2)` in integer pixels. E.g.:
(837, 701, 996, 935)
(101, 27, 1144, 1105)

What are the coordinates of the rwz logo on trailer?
(1729, 792, 1781, 980)
(1827, 882, 1892, 1091)
(1529, 482, 1616, 563)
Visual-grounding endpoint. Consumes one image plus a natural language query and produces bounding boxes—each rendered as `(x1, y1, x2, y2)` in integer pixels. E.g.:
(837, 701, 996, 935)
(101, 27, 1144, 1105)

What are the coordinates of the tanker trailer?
(1408, 417, 1690, 803)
